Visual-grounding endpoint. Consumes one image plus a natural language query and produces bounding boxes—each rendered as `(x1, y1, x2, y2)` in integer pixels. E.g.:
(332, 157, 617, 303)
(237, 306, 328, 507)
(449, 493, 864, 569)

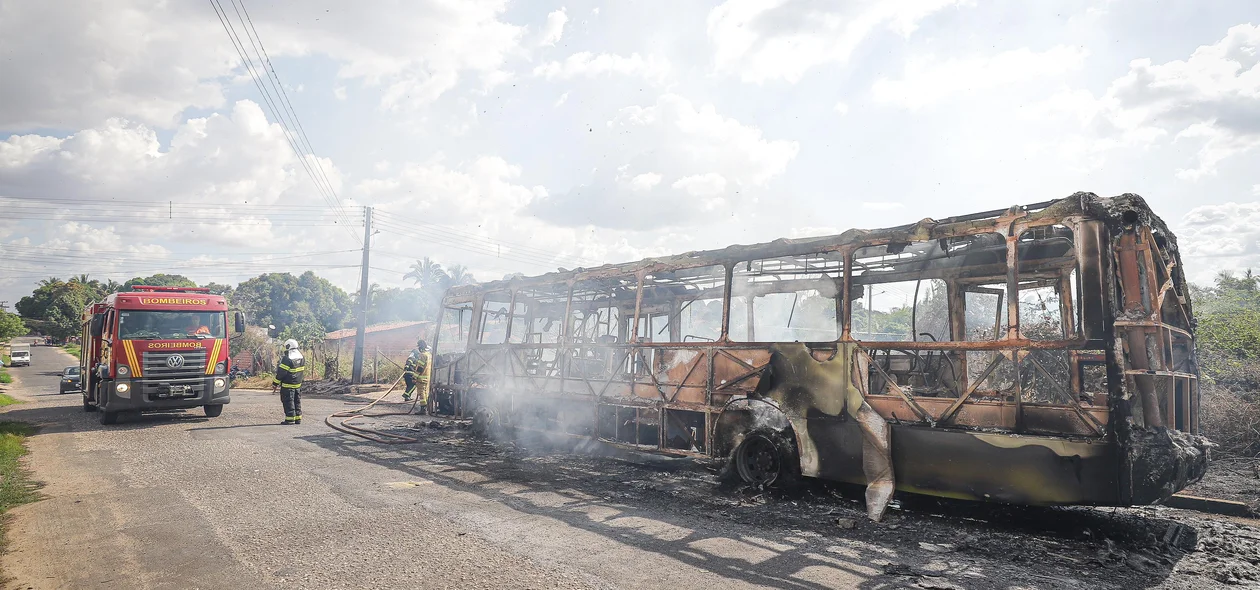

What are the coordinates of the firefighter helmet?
(283, 339, 300, 350)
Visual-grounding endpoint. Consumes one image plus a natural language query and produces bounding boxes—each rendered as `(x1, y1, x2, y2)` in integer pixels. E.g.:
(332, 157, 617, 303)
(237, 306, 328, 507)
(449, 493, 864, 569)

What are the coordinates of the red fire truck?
(80, 286, 245, 425)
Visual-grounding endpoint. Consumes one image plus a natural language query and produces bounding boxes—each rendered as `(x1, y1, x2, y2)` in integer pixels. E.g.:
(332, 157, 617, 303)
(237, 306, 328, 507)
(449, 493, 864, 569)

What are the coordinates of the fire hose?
(324, 366, 429, 444)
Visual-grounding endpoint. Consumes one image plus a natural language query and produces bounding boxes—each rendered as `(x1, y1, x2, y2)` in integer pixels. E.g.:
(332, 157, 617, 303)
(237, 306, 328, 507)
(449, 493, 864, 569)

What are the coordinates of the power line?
(0, 195, 346, 210)
(233, 0, 358, 237)
(208, 0, 361, 245)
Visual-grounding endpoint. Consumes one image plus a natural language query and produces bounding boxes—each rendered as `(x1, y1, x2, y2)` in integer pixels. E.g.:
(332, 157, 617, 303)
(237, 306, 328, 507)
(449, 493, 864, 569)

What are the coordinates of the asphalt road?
(0, 336, 1251, 589)
(0, 340, 871, 590)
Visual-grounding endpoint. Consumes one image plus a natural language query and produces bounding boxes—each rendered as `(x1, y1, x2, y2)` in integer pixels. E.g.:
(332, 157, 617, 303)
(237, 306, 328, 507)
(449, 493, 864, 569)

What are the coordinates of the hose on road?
(323, 372, 428, 444)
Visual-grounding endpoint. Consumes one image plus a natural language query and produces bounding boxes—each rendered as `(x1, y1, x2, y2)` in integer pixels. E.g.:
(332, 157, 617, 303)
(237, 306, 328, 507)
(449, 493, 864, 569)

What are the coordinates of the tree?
(446, 264, 477, 287)
(123, 274, 196, 290)
(202, 282, 235, 306)
(15, 278, 99, 340)
(367, 287, 437, 324)
(0, 311, 27, 342)
(404, 257, 448, 289)
(1194, 270, 1260, 391)
(233, 272, 353, 333)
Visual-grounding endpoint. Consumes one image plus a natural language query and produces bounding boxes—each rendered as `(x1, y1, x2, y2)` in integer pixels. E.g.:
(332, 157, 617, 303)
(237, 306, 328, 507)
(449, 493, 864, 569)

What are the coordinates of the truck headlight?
(215, 362, 226, 375)
(117, 365, 130, 377)
(213, 378, 226, 392)
(116, 383, 130, 394)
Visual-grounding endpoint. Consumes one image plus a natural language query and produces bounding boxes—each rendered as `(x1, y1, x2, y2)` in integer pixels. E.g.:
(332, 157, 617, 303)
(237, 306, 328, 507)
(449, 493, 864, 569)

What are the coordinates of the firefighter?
(272, 339, 306, 424)
(402, 338, 432, 412)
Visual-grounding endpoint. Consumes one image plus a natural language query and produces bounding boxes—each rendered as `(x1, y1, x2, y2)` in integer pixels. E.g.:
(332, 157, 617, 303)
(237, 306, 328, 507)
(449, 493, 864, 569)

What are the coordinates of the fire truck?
(80, 286, 245, 425)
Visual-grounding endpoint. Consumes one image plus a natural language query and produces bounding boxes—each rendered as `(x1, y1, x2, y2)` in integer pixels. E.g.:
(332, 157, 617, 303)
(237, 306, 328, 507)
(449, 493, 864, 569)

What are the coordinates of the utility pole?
(351, 206, 372, 384)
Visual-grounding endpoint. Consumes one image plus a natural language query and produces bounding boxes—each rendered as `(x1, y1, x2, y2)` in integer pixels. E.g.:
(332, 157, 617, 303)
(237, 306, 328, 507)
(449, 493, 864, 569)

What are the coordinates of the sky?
(1, 0, 1258, 310)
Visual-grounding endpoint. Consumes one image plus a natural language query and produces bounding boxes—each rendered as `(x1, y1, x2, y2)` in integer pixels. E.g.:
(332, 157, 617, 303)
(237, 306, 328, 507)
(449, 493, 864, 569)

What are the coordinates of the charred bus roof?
(442, 192, 1186, 306)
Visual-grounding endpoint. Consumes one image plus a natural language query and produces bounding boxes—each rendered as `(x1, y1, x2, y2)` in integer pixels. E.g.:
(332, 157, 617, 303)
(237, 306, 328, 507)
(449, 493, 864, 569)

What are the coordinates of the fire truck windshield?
(118, 311, 226, 340)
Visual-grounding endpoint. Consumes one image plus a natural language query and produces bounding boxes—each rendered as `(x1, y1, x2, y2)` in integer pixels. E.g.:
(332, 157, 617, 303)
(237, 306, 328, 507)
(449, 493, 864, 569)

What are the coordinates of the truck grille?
(140, 350, 208, 397)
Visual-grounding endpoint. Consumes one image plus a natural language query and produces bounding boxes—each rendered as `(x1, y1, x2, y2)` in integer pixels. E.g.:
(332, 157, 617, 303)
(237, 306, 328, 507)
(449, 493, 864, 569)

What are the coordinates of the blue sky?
(1, 0, 1258, 307)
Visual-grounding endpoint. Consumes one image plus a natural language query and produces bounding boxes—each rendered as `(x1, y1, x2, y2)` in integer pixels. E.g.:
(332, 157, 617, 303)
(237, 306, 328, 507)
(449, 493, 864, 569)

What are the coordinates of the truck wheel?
(203, 404, 224, 418)
(99, 411, 119, 425)
(732, 429, 800, 488)
(83, 397, 98, 412)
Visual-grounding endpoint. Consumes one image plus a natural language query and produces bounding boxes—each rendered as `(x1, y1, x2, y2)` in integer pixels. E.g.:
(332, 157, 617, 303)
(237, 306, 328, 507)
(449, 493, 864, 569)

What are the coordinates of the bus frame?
(427, 192, 1210, 519)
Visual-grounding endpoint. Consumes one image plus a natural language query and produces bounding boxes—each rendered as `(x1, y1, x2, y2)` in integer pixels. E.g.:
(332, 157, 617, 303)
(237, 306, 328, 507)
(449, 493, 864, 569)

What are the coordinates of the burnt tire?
(99, 411, 119, 425)
(731, 429, 800, 488)
(470, 406, 499, 438)
(203, 404, 224, 418)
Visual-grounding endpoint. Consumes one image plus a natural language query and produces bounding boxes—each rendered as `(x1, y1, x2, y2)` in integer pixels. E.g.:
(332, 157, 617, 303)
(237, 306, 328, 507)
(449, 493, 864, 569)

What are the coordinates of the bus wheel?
(203, 404, 224, 418)
(470, 406, 499, 438)
(733, 430, 798, 487)
(99, 411, 119, 425)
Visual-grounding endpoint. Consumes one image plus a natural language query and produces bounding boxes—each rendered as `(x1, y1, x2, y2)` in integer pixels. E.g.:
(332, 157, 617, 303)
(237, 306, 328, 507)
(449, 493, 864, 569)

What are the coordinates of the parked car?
(59, 366, 81, 394)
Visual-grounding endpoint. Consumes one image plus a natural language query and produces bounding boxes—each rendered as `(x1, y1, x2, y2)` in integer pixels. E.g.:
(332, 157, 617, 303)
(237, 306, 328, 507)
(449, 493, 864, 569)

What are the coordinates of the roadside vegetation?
(0, 356, 11, 386)
(1194, 270, 1260, 456)
(233, 373, 276, 390)
(60, 344, 80, 359)
(0, 422, 39, 513)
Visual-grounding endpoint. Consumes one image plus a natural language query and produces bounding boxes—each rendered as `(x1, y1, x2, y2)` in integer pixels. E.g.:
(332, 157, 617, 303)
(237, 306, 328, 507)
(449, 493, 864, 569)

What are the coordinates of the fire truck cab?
(81, 286, 246, 425)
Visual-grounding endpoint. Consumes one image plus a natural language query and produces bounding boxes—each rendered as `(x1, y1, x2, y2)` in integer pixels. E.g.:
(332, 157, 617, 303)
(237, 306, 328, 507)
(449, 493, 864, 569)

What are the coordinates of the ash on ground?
(340, 413, 1260, 589)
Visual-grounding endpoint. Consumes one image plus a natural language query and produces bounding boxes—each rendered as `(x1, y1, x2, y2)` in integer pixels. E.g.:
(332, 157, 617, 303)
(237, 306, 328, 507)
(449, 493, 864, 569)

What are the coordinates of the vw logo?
(166, 354, 186, 369)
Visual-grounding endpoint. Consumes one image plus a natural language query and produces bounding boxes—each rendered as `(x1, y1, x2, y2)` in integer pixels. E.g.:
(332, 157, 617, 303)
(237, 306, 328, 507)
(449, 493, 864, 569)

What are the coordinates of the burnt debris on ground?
(318, 414, 1260, 589)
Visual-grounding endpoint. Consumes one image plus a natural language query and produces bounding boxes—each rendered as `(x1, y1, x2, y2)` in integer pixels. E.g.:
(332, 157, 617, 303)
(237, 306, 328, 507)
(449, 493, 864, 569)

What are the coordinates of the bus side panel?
(887, 427, 1120, 505)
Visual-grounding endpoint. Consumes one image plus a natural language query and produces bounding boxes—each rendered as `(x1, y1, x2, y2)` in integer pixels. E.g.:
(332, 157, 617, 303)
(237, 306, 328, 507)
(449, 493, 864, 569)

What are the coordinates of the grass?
(61, 344, 81, 358)
(0, 396, 17, 407)
(0, 357, 9, 385)
(0, 422, 39, 514)
(233, 373, 277, 390)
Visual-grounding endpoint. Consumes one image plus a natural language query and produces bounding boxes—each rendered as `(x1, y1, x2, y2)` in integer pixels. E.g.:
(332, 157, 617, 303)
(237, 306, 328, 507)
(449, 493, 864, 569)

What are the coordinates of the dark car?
(59, 366, 81, 394)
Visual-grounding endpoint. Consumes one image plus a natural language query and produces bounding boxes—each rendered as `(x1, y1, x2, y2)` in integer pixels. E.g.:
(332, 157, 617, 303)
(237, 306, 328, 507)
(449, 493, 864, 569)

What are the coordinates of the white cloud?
(0, 1, 233, 129)
(334, 86, 348, 100)
(0, 0, 529, 129)
(533, 52, 671, 82)
(1049, 24, 1260, 179)
(1253, 184, 1260, 195)
(629, 172, 663, 191)
(862, 202, 904, 210)
(834, 102, 849, 115)
(672, 173, 727, 196)
(554, 92, 570, 107)
(789, 226, 840, 238)
(350, 154, 649, 278)
(529, 94, 799, 229)
(873, 46, 1089, 110)
(708, 0, 971, 83)
(1176, 201, 1260, 282)
(538, 8, 569, 47)
(0, 100, 346, 249)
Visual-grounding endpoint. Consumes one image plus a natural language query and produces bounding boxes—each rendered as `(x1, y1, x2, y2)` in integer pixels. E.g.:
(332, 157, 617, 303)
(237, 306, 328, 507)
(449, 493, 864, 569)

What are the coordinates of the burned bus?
(427, 193, 1210, 519)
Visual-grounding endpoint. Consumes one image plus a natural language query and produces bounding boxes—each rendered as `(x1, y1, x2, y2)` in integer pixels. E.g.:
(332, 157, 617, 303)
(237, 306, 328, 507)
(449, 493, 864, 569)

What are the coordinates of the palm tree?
(102, 280, 123, 293)
(404, 257, 448, 289)
(38, 277, 63, 288)
(446, 264, 476, 287)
